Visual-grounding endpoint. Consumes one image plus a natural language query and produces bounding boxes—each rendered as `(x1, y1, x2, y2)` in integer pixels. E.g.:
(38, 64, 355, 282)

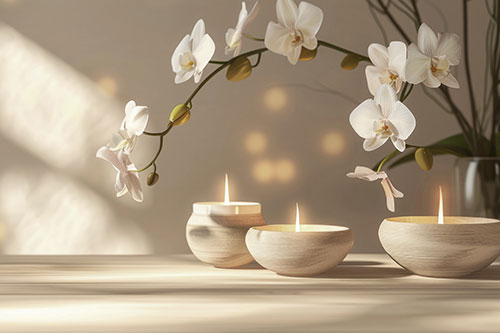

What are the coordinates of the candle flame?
(295, 202, 300, 232)
(438, 186, 444, 224)
(224, 173, 230, 204)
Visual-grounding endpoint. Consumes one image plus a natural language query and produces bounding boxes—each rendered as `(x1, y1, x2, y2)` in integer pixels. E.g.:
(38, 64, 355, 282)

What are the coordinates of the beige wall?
(0, 0, 488, 254)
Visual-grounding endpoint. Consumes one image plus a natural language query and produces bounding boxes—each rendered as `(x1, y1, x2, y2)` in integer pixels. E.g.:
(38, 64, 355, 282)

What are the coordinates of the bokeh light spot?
(97, 76, 118, 96)
(275, 159, 296, 183)
(264, 87, 287, 111)
(321, 131, 345, 156)
(244, 131, 267, 154)
(253, 159, 274, 184)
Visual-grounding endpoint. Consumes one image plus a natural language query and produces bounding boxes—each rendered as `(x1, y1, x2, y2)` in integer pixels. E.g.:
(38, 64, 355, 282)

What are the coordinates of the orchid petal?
(175, 69, 194, 84)
(388, 41, 407, 78)
(365, 65, 385, 96)
(276, 0, 298, 29)
(381, 178, 396, 212)
(440, 72, 460, 88)
(374, 84, 397, 118)
(363, 137, 388, 151)
(296, 1, 323, 38)
(405, 43, 430, 84)
(349, 99, 381, 138)
(391, 136, 406, 152)
(368, 43, 389, 68)
(96, 147, 126, 173)
(436, 33, 461, 66)
(287, 45, 301, 64)
(193, 34, 215, 74)
(242, 1, 260, 31)
(124, 172, 143, 202)
(347, 166, 387, 181)
(191, 19, 206, 51)
(423, 68, 441, 88)
(264, 21, 291, 56)
(126, 105, 149, 137)
(125, 100, 136, 116)
(171, 35, 191, 73)
(388, 101, 416, 140)
(386, 177, 404, 198)
(115, 173, 127, 197)
(417, 23, 438, 57)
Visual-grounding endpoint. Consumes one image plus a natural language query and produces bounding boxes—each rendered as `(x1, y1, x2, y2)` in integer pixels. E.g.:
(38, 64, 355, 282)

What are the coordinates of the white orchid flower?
(347, 166, 403, 212)
(96, 147, 143, 202)
(226, 1, 260, 57)
(405, 23, 461, 88)
(350, 84, 416, 152)
(365, 41, 407, 96)
(264, 0, 323, 65)
(171, 19, 216, 84)
(109, 100, 149, 154)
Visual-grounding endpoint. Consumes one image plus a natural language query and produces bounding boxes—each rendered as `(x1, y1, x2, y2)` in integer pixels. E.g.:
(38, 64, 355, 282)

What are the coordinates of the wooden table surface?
(0, 254, 498, 333)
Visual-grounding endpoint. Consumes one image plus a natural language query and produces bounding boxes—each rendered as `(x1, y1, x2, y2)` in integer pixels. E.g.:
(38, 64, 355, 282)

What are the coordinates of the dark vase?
(454, 157, 500, 218)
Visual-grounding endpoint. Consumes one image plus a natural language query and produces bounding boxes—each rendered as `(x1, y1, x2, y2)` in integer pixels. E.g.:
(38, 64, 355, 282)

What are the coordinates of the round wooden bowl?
(379, 216, 500, 278)
(245, 224, 354, 277)
(186, 211, 266, 268)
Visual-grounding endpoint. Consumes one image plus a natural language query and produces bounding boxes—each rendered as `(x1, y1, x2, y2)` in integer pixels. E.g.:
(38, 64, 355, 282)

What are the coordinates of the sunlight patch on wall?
(0, 169, 150, 254)
(97, 76, 119, 97)
(0, 25, 123, 172)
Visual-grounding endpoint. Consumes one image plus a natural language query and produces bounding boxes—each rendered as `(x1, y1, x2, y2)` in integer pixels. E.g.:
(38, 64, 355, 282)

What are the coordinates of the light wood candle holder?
(186, 202, 266, 268)
(245, 224, 354, 277)
(379, 216, 500, 278)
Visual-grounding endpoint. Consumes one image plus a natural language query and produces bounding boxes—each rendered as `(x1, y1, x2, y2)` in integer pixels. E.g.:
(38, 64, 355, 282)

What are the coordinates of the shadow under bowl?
(379, 216, 500, 278)
(245, 224, 354, 277)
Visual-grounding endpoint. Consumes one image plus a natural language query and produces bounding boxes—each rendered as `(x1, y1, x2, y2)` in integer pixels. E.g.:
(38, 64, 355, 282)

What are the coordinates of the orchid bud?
(226, 57, 252, 81)
(147, 172, 160, 186)
(341, 54, 360, 70)
(169, 104, 191, 126)
(299, 47, 317, 61)
(415, 148, 433, 171)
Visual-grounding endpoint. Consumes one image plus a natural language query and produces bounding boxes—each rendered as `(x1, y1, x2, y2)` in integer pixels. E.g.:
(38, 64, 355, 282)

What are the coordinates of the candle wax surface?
(193, 202, 261, 215)
(252, 224, 349, 232)
(385, 216, 500, 225)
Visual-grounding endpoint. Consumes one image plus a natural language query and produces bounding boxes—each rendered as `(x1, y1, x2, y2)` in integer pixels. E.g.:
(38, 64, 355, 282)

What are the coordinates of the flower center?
(375, 119, 393, 138)
(290, 29, 304, 47)
(431, 56, 450, 75)
(180, 52, 196, 70)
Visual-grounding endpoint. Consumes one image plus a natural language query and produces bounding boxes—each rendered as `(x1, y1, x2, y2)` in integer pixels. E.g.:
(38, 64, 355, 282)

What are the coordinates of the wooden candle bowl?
(186, 213, 266, 268)
(245, 224, 354, 277)
(379, 216, 500, 278)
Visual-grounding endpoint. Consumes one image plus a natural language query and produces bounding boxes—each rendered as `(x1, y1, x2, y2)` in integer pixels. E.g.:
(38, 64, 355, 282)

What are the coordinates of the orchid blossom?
(347, 166, 403, 212)
(405, 23, 461, 88)
(365, 42, 407, 96)
(226, 1, 260, 57)
(109, 100, 149, 154)
(96, 147, 143, 202)
(264, 0, 323, 65)
(171, 19, 216, 84)
(349, 84, 416, 152)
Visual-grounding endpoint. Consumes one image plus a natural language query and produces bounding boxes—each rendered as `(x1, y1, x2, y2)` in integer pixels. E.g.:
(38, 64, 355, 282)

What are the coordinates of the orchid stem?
(317, 40, 370, 61)
(376, 149, 400, 172)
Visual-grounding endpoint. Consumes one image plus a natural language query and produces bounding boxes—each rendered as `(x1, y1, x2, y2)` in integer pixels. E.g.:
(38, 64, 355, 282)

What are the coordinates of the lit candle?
(192, 174, 261, 216)
(245, 203, 354, 277)
(186, 174, 266, 268)
(379, 186, 500, 278)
